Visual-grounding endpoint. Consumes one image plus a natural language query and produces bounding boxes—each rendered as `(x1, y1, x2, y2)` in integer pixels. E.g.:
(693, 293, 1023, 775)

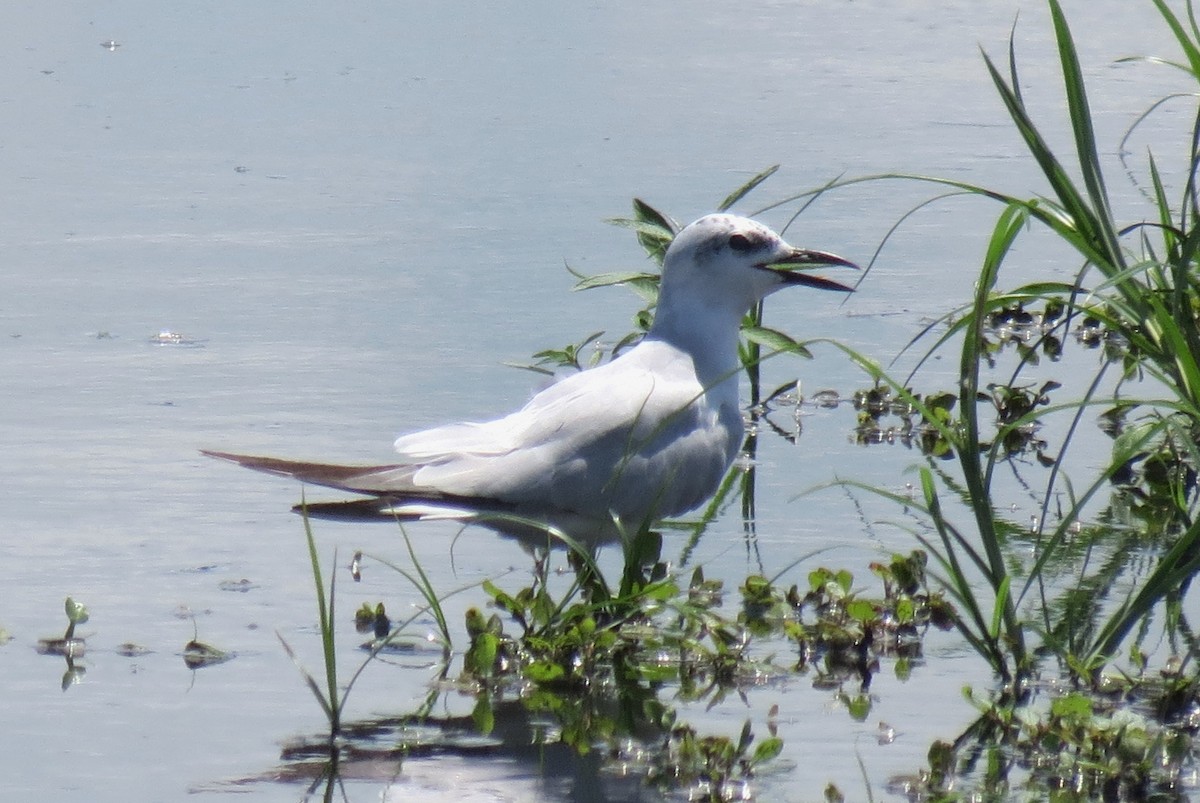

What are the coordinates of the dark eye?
(729, 233, 756, 252)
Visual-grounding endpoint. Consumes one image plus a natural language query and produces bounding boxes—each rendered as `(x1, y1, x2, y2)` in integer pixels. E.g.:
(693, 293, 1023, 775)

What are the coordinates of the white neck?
(647, 290, 746, 392)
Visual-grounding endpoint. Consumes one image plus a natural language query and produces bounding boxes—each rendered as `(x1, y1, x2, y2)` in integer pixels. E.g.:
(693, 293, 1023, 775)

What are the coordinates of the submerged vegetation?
(286, 531, 949, 801)
(268, 0, 1200, 799)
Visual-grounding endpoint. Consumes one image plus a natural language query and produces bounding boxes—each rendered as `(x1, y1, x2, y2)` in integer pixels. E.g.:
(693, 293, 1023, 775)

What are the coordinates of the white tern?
(205, 213, 855, 543)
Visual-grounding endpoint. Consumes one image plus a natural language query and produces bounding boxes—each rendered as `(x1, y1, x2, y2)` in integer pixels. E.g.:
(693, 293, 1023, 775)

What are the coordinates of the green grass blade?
(981, 51, 1111, 272)
(1007, 14, 1023, 105)
(1151, 0, 1200, 79)
(276, 631, 334, 723)
(395, 523, 452, 647)
(990, 575, 1012, 641)
(1047, 0, 1123, 272)
(919, 469, 1010, 679)
(1083, 519, 1200, 674)
(299, 502, 340, 732)
(1145, 151, 1180, 259)
(718, 164, 780, 212)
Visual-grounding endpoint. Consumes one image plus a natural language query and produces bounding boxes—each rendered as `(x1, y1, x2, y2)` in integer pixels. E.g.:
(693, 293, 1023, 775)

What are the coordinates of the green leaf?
(183, 639, 233, 669)
(982, 202, 1028, 285)
(844, 693, 872, 721)
(629, 199, 678, 263)
(1149, 0, 1200, 79)
(632, 197, 678, 234)
(64, 597, 89, 625)
(846, 599, 877, 623)
(1048, 0, 1118, 265)
(834, 569, 853, 593)
(742, 326, 814, 358)
(637, 663, 679, 683)
(526, 660, 566, 684)
(572, 271, 659, 292)
(465, 607, 489, 637)
(751, 736, 784, 765)
(808, 567, 831, 593)
(471, 695, 495, 735)
(989, 574, 1011, 640)
(737, 720, 754, 753)
(1050, 692, 1093, 721)
(466, 633, 499, 675)
(640, 580, 680, 602)
(718, 164, 780, 212)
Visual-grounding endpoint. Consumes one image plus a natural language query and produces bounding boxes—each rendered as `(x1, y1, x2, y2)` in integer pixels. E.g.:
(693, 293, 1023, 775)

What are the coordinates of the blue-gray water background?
(1, 2, 1191, 800)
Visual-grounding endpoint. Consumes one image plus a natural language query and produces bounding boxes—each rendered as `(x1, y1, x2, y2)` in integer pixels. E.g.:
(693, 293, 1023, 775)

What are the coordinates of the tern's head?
(659, 214, 856, 318)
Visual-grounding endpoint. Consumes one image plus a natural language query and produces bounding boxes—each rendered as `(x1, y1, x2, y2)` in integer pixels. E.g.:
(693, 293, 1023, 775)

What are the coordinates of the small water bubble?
(812, 388, 840, 408)
(218, 578, 257, 593)
(1029, 515, 1040, 532)
(149, 330, 206, 347)
(151, 330, 185, 345)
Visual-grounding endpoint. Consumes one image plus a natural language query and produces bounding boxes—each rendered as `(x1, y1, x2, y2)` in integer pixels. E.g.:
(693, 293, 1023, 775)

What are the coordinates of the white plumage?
(205, 213, 854, 542)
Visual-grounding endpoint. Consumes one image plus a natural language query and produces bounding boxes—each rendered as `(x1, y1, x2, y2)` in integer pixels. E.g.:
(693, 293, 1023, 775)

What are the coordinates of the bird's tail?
(201, 449, 410, 492)
(202, 449, 617, 544)
(200, 449, 515, 516)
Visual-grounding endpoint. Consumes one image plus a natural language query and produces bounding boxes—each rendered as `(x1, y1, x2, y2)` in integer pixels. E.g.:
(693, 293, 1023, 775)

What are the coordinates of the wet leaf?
(737, 720, 754, 754)
(572, 271, 659, 292)
(844, 693, 872, 721)
(751, 735, 784, 765)
(61, 661, 86, 691)
(846, 599, 877, 623)
(466, 632, 499, 676)
(632, 197, 679, 235)
(824, 783, 846, 803)
(64, 597, 89, 625)
(718, 164, 780, 212)
(471, 694, 495, 735)
(742, 325, 814, 358)
(1050, 692, 1092, 721)
(526, 659, 566, 684)
(183, 639, 232, 669)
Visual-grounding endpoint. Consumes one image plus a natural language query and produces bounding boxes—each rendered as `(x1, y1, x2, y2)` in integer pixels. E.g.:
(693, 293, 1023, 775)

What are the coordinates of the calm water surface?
(0, 2, 1191, 800)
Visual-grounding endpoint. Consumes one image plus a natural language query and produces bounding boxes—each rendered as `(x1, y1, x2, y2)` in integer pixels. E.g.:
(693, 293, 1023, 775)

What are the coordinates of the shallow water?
(1, 2, 1193, 800)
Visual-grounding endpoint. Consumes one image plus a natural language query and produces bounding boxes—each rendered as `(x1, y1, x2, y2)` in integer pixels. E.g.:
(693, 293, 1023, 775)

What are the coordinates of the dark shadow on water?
(233, 699, 662, 802)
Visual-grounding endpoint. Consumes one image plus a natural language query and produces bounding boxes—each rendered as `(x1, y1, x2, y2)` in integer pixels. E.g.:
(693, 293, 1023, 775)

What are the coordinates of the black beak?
(758, 248, 858, 292)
